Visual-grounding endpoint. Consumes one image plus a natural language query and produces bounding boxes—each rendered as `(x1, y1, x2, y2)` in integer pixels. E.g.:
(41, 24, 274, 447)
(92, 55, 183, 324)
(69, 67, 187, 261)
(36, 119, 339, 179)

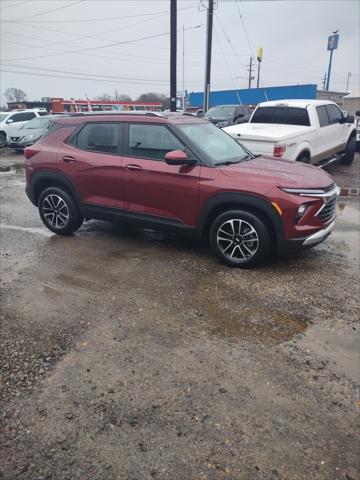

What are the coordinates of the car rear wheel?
(341, 136, 356, 165)
(209, 210, 271, 267)
(0, 132, 6, 148)
(296, 152, 310, 163)
(38, 187, 83, 235)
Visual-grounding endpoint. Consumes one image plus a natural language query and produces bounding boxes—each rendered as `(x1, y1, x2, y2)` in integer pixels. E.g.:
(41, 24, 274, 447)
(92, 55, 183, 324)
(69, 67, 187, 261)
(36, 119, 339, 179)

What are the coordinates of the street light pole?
(346, 72, 351, 92)
(170, 0, 177, 112)
(203, 0, 214, 113)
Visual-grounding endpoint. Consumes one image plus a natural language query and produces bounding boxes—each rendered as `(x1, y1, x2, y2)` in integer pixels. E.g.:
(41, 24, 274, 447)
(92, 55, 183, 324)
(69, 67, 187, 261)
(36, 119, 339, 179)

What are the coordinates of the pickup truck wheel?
(38, 187, 83, 235)
(209, 210, 271, 267)
(0, 132, 6, 148)
(296, 152, 310, 163)
(341, 137, 356, 165)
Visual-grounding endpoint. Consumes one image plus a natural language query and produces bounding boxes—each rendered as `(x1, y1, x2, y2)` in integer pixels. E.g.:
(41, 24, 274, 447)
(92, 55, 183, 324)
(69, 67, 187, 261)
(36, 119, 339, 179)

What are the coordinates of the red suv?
(25, 112, 339, 267)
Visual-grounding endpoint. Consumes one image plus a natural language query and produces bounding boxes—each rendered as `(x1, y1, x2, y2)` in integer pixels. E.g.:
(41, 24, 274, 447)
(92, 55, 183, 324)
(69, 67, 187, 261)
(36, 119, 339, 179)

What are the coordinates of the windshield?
(0, 113, 8, 122)
(21, 117, 50, 129)
(204, 106, 236, 119)
(178, 123, 250, 166)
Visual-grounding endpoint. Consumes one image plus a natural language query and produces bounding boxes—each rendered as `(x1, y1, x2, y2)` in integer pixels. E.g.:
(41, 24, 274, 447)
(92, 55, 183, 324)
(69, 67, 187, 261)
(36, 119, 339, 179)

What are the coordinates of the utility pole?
(170, 0, 177, 112)
(256, 47, 263, 88)
(321, 72, 327, 90)
(247, 56, 254, 89)
(203, 0, 214, 113)
(346, 72, 351, 92)
(182, 24, 185, 111)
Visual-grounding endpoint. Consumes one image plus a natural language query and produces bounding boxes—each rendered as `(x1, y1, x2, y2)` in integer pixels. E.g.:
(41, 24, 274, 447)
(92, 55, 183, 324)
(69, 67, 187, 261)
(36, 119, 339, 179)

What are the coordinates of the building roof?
(344, 91, 360, 99)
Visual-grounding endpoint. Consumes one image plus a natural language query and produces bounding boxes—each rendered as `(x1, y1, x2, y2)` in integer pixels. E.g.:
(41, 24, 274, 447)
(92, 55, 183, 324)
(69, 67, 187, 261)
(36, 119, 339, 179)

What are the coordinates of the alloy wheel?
(42, 194, 70, 228)
(216, 218, 259, 261)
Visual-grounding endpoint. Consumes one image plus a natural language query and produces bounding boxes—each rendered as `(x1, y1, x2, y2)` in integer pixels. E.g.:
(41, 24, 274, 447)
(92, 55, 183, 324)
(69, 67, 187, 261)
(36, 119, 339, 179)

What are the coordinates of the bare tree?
(94, 93, 113, 101)
(4, 87, 27, 102)
(117, 94, 132, 101)
(136, 92, 167, 103)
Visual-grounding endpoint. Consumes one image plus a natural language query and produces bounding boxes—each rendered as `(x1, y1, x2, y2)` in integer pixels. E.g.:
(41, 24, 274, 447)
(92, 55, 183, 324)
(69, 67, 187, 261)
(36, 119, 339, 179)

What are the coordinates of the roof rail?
(69, 111, 165, 118)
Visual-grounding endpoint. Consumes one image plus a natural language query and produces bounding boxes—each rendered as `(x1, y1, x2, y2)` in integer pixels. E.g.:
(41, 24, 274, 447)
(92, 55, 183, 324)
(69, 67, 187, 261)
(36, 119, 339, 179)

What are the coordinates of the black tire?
(38, 186, 83, 235)
(341, 136, 356, 165)
(209, 209, 272, 267)
(296, 152, 310, 163)
(0, 132, 6, 148)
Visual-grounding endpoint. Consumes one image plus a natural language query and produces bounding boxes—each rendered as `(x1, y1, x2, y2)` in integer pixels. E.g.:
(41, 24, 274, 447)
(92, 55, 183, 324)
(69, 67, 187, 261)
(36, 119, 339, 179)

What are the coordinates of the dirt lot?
(0, 151, 359, 480)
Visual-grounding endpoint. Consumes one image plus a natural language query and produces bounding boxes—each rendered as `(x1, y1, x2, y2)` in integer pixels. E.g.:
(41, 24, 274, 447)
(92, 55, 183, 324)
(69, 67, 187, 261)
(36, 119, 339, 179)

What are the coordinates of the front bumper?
(279, 221, 335, 254)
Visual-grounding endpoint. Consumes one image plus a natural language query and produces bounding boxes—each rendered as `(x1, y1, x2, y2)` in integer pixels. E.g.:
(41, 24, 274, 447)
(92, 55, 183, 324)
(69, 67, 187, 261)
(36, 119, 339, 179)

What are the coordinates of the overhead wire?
(1, 24, 203, 63)
(214, 12, 248, 77)
(5, 0, 84, 22)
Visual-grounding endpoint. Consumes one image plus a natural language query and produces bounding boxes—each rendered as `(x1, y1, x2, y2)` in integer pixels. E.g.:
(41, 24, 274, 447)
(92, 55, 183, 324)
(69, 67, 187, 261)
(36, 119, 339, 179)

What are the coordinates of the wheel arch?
(30, 170, 80, 206)
(196, 193, 285, 247)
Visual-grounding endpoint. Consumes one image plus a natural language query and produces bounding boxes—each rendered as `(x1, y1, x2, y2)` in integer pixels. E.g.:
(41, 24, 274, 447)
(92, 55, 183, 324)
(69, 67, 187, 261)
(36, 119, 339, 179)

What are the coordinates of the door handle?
(62, 155, 76, 163)
(125, 164, 143, 171)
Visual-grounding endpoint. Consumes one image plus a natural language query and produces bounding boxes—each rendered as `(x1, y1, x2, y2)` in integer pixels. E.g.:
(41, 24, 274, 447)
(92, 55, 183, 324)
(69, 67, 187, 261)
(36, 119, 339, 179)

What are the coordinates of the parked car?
(204, 105, 251, 127)
(6, 115, 64, 151)
(224, 100, 356, 166)
(25, 112, 339, 267)
(0, 109, 48, 148)
(355, 110, 360, 151)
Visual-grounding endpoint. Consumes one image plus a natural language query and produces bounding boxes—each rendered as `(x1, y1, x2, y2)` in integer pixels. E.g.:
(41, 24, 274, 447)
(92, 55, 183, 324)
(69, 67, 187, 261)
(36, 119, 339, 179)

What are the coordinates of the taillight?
(24, 147, 40, 160)
(273, 144, 286, 157)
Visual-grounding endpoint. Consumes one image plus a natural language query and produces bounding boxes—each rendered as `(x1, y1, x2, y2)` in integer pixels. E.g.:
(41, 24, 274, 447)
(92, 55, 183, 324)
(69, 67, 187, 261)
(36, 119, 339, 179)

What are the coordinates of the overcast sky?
(0, 0, 359, 104)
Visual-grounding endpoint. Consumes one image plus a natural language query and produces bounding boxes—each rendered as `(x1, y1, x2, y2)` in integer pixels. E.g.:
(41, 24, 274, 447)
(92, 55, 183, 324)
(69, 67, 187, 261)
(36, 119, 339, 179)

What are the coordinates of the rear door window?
(326, 104, 343, 124)
(75, 123, 119, 154)
(316, 106, 330, 127)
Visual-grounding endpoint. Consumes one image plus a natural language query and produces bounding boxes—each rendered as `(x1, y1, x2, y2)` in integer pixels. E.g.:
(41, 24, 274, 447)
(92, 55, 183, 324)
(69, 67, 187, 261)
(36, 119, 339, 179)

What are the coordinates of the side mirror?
(346, 114, 355, 123)
(355, 110, 360, 117)
(165, 150, 195, 166)
(6, 119, 14, 124)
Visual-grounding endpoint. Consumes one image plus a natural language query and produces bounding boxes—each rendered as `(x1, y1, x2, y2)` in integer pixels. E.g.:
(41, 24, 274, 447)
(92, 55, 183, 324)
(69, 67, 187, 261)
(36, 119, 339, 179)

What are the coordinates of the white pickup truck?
(224, 99, 356, 166)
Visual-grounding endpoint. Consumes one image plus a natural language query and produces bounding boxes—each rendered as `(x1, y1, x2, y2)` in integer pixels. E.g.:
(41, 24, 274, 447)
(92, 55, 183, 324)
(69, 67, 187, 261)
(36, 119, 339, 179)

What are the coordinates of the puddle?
(190, 276, 307, 344)
(0, 224, 53, 238)
(0, 165, 25, 175)
(300, 325, 360, 384)
(332, 201, 360, 275)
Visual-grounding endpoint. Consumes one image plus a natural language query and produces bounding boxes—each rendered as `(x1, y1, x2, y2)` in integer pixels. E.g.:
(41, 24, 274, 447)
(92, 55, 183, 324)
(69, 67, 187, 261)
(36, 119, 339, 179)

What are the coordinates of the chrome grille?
(317, 193, 338, 224)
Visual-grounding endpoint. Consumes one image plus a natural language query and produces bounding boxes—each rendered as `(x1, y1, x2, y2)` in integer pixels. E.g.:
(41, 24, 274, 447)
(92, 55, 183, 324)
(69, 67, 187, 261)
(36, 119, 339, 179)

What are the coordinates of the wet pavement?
(0, 151, 359, 480)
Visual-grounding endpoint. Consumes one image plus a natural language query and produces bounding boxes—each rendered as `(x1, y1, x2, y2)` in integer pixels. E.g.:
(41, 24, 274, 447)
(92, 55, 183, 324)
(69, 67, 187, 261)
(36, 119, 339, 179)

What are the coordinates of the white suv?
(0, 109, 48, 147)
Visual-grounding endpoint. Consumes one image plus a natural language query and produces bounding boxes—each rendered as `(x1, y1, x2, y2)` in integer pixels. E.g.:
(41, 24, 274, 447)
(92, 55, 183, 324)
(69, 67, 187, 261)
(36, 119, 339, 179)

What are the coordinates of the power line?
(214, 12, 248, 76)
(1, 24, 203, 63)
(5, 0, 83, 22)
(234, 0, 254, 56)
(1, 6, 193, 24)
(1, 67, 204, 88)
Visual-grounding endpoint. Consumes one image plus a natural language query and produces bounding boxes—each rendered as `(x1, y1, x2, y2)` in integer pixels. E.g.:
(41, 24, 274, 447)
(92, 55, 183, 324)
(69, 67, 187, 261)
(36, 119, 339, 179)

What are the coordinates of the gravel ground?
(0, 150, 359, 480)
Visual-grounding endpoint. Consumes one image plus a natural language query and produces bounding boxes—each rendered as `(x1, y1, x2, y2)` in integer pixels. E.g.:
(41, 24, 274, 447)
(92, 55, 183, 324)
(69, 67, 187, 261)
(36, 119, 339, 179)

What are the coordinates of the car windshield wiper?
(215, 156, 252, 166)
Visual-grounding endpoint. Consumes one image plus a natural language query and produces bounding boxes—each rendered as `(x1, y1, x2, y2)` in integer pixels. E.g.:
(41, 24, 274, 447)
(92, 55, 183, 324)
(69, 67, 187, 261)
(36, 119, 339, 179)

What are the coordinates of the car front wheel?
(38, 187, 83, 235)
(341, 136, 356, 165)
(0, 132, 6, 148)
(209, 210, 271, 267)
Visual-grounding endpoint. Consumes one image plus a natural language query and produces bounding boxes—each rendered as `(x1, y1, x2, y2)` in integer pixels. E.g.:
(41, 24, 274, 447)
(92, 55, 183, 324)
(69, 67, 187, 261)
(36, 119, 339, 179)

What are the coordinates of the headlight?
(280, 186, 341, 197)
(22, 134, 39, 142)
(216, 121, 229, 127)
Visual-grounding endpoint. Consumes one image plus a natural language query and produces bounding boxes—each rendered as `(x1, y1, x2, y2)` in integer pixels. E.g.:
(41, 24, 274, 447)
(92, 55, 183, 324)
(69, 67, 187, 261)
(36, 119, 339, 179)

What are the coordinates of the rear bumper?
(279, 221, 335, 254)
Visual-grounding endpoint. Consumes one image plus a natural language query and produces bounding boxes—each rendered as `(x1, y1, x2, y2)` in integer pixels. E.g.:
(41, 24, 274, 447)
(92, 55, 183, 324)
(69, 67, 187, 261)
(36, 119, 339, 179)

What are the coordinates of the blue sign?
(327, 34, 339, 51)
